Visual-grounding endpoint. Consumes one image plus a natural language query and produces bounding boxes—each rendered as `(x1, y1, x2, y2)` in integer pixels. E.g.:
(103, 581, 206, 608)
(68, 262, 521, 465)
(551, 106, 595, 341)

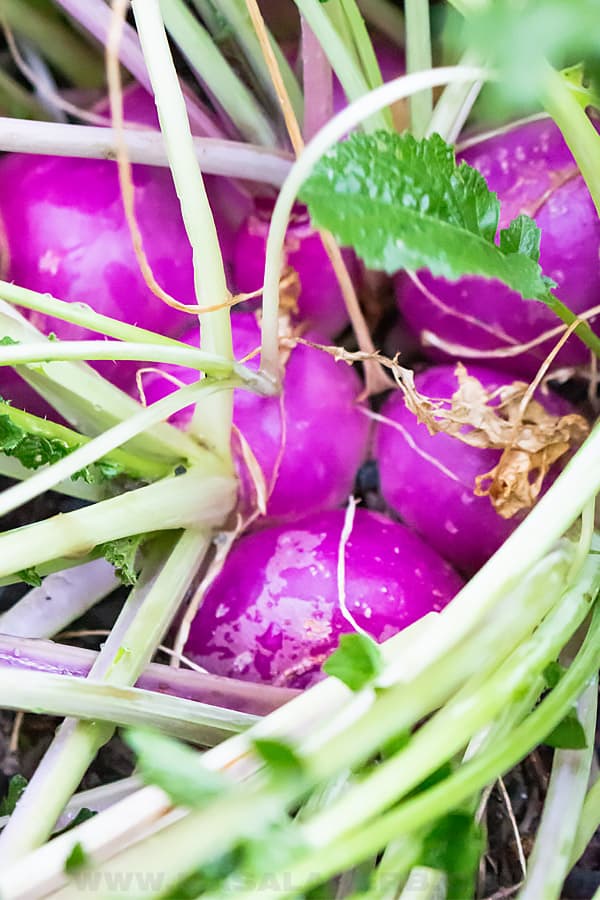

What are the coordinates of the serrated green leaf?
(64, 842, 88, 873)
(301, 131, 553, 303)
(252, 739, 304, 779)
(0, 336, 18, 346)
(0, 774, 27, 815)
(125, 730, 226, 808)
(100, 535, 145, 586)
(323, 632, 383, 691)
(544, 709, 588, 749)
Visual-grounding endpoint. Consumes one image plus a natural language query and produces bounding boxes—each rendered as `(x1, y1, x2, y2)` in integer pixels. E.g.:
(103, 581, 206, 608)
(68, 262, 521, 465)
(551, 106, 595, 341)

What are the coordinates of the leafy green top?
(300, 131, 554, 303)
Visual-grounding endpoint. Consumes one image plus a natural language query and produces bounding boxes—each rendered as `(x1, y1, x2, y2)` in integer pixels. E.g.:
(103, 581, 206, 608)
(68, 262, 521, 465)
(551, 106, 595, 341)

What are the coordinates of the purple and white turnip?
(375, 363, 575, 574)
(138, 312, 371, 523)
(397, 118, 600, 376)
(183, 507, 463, 688)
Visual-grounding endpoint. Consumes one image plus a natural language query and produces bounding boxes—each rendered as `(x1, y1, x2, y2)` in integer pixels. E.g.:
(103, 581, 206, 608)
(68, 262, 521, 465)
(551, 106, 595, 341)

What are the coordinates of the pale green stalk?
(304, 552, 593, 844)
(132, 0, 235, 458)
(0, 455, 103, 502)
(540, 61, 600, 218)
(0, 378, 239, 519)
(218, 607, 600, 900)
(339, 0, 394, 130)
(0, 402, 176, 482)
(0, 667, 257, 743)
(293, 0, 389, 133)
(189, 0, 303, 123)
(518, 675, 598, 900)
(0, 469, 235, 577)
(404, 0, 433, 136)
(427, 48, 486, 142)
(0, 531, 211, 861)
(0, 279, 190, 346)
(1, 0, 105, 87)
(356, 0, 404, 46)
(0, 338, 244, 377)
(0, 67, 50, 120)
(259, 65, 490, 377)
(572, 775, 600, 866)
(0, 300, 203, 464)
(0, 119, 293, 184)
(159, 0, 276, 146)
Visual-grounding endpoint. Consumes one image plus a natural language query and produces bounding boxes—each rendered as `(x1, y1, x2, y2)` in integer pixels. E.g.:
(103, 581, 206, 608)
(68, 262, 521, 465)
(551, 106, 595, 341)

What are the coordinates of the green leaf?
(0, 774, 27, 815)
(124, 730, 226, 808)
(18, 567, 42, 587)
(323, 632, 383, 691)
(461, 0, 600, 110)
(64, 842, 88, 873)
(252, 739, 304, 779)
(100, 535, 146, 586)
(543, 661, 567, 690)
(0, 336, 19, 346)
(419, 811, 484, 900)
(54, 808, 97, 837)
(544, 709, 588, 750)
(300, 131, 553, 303)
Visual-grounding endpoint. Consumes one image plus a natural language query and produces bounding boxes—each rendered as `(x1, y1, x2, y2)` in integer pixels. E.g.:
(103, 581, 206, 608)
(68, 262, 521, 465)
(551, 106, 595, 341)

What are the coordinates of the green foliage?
(100, 535, 146, 586)
(544, 708, 588, 750)
(461, 0, 600, 109)
(17, 567, 42, 587)
(252, 739, 305, 779)
(64, 842, 88, 873)
(323, 632, 384, 691)
(124, 730, 226, 808)
(418, 811, 484, 899)
(301, 132, 553, 302)
(0, 774, 27, 815)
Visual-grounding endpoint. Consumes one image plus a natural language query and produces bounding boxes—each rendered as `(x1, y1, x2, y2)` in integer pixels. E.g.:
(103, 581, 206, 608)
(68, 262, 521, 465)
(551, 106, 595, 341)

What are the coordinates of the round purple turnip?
(396, 118, 600, 376)
(233, 200, 358, 338)
(138, 313, 370, 522)
(183, 508, 462, 688)
(0, 86, 246, 387)
(375, 363, 574, 574)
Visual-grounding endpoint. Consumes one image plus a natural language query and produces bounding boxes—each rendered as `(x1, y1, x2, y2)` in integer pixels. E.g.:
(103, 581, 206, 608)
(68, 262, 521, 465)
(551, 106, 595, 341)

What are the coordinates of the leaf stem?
(0, 378, 240, 520)
(189, 0, 303, 126)
(0, 470, 235, 578)
(1, 0, 105, 88)
(260, 65, 490, 378)
(159, 0, 277, 146)
(539, 61, 600, 219)
(0, 119, 293, 181)
(0, 666, 257, 744)
(0, 559, 119, 639)
(132, 0, 234, 459)
(293, 0, 389, 133)
(518, 674, 598, 900)
(404, 0, 433, 136)
(0, 531, 211, 861)
(356, 0, 405, 46)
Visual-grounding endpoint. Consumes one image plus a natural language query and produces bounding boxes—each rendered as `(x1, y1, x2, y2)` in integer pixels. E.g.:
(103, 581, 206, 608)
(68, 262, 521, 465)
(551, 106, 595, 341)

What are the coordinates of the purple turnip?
(375, 363, 575, 574)
(0, 86, 246, 385)
(183, 508, 462, 688)
(138, 313, 370, 522)
(396, 118, 600, 376)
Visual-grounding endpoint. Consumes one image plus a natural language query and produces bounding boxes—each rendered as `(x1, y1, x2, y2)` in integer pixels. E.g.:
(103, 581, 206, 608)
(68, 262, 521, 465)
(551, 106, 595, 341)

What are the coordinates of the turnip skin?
(375, 364, 572, 575)
(140, 313, 371, 522)
(396, 118, 600, 375)
(183, 508, 462, 688)
(0, 87, 244, 379)
(233, 201, 359, 338)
